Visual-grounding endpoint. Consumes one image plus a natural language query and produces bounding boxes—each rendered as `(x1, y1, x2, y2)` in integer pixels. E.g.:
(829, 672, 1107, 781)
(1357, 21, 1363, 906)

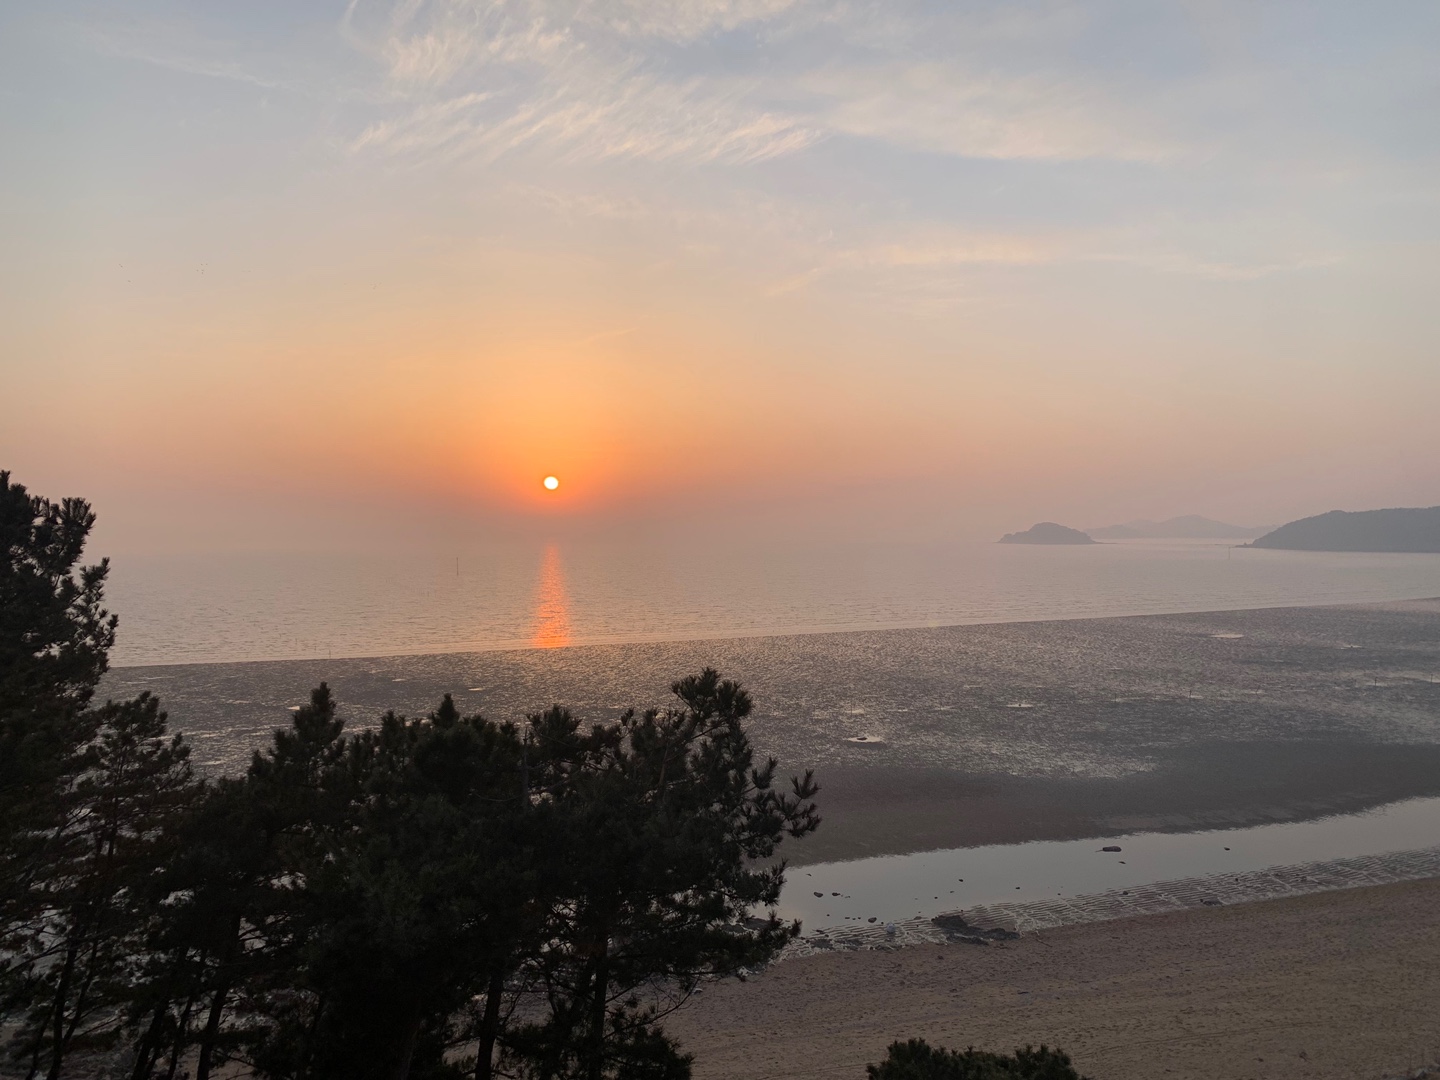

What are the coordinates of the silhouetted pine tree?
(244, 692, 542, 1080)
(125, 774, 258, 1080)
(140, 673, 819, 1080)
(510, 670, 820, 1080)
(867, 1039, 1088, 1080)
(0, 472, 199, 1079)
(12, 694, 194, 1076)
(0, 471, 115, 1001)
(124, 686, 348, 1080)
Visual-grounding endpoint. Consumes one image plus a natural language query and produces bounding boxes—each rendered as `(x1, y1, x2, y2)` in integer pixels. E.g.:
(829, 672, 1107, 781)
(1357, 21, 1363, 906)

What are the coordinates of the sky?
(2, 0, 1438, 553)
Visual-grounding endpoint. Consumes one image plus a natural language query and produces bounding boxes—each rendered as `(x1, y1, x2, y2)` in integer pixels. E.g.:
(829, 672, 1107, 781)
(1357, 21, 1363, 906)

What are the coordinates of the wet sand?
(798, 740, 1440, 866)
(666, 878, 1440, 1080)
(103, 599, 1440, 864)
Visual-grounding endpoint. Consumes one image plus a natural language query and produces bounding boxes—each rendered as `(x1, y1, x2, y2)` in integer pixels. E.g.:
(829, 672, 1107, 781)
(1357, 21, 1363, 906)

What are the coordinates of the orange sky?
(2, 2, 1438, 551)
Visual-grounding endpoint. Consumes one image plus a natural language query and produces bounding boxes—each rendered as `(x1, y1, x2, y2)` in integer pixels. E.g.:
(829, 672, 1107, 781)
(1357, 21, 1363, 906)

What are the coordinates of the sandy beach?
(666, 878, 1440, 1080)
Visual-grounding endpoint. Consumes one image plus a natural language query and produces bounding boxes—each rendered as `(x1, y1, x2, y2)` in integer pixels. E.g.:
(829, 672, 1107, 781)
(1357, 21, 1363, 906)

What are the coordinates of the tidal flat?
(103, 598, 1440, 866)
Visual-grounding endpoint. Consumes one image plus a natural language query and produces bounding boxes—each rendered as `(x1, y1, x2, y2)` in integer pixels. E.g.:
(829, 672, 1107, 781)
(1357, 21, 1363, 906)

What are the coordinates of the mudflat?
(103, 600, 1440, 863)
(666, 878, 1440, 1080)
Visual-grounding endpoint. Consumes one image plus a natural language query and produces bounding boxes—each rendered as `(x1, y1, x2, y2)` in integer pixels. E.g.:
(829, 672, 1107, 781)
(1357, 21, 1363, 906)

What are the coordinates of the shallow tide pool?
(778, 794, 1440, 931)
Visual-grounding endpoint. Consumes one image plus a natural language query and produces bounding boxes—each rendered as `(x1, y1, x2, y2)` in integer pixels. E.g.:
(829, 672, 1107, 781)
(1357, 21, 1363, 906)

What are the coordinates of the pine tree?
(125, 774, 257, 1080)
(1, 471, 115, 1012)
(867, 1039, 1088, 1080)
(0, 471, 199, 1078)
(245, 693, 542, 1080)
(512, 669, 820, 1080)
(165, 683, 350, 1080)
(12, 694, 195, 1077)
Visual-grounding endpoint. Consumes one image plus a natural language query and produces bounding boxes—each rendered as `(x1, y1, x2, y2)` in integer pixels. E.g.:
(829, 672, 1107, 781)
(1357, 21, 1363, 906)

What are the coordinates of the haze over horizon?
(3, 1, 1438, 554)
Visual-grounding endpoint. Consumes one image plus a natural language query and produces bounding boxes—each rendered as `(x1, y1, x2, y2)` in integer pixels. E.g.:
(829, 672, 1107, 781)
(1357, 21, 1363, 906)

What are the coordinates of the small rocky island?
(1249, 506, 1440, 552)
(998, 522, 1097, 545)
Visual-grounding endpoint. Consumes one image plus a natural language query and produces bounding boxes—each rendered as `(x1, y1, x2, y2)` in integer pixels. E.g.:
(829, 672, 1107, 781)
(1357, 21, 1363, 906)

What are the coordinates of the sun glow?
(531, 544, 572, 649)
(543, 475, 560, 491)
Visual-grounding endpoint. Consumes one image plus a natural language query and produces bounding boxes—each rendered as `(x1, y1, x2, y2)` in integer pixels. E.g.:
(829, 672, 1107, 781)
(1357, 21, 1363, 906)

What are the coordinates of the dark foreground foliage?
(868, 1039, 1088, 1080)
(0, 471, 820, 1080)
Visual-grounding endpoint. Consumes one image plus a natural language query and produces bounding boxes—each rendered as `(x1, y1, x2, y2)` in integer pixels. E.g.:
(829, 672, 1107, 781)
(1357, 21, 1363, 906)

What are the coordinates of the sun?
(542, 475, 560, 491)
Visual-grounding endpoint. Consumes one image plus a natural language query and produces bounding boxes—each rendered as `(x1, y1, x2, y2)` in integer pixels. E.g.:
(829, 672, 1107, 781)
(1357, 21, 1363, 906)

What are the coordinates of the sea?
(106, 537, 1440, 668)
(103, 538, 1440, 935)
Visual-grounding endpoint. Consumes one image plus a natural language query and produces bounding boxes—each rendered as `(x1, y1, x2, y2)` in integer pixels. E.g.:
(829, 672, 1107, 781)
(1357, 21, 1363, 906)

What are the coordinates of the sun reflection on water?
(531, 543, 572, 649)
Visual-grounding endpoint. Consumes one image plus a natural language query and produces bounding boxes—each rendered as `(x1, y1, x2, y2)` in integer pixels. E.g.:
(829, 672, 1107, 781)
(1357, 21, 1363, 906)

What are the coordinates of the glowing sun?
(542, 475, 560, 491)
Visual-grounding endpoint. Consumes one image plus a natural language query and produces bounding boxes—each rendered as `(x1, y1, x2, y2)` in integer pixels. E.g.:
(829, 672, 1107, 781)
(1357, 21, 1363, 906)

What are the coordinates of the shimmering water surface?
(99, 541, 1440, 915)
(107, 539, 1440, 667)
(106, 601, 1440, 783)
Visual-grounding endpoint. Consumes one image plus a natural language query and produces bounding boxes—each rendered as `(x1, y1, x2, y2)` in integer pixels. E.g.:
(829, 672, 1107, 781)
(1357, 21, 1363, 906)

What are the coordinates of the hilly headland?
(1251, 506, 1440, 552)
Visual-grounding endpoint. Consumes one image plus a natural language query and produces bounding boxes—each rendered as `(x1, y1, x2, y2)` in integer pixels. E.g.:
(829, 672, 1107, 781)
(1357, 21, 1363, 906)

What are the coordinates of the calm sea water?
(107, 539, 1440, 667)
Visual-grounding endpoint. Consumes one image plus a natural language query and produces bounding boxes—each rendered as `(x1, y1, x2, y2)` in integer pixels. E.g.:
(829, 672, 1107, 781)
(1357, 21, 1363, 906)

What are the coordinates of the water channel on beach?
(778, 795, 1440, 931)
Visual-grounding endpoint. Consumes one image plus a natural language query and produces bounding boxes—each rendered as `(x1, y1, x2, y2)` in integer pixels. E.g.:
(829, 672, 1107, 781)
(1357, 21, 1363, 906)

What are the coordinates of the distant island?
(998, 522, 1097, 545)
(1089, 515, 1270, 540)
(1249, 506, 1440, 552)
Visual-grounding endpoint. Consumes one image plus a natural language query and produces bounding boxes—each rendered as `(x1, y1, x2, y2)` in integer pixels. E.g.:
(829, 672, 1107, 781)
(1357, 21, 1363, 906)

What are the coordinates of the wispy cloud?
(806, 63, 1185, 163)
(350, 76, 818, 164)
(588, 0, 802, 44)
(336, 0, 1218, 174)
(1099, 251, 1344, 281)
(343, 0, 819, 164)
(69, 1, 1392, 304)
(766, 225, 1341, 301)
(350, 91, 494, 156)
(765, 228, 1064, 298)
(78, 18, 294, 94)
(876, 238, 1059, 268)
(361, 0, 572, 88)
(511, 185, 652, 220)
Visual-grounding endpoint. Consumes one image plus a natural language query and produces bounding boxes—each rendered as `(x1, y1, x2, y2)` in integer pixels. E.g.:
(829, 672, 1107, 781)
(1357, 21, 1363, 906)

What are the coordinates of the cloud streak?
(806, 63, 1185, 163)
(765, 225, 1341, 302)
(351, 76, 819, 164)
(343, 0, 820, 164)
(341, 0, 1193, 169)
